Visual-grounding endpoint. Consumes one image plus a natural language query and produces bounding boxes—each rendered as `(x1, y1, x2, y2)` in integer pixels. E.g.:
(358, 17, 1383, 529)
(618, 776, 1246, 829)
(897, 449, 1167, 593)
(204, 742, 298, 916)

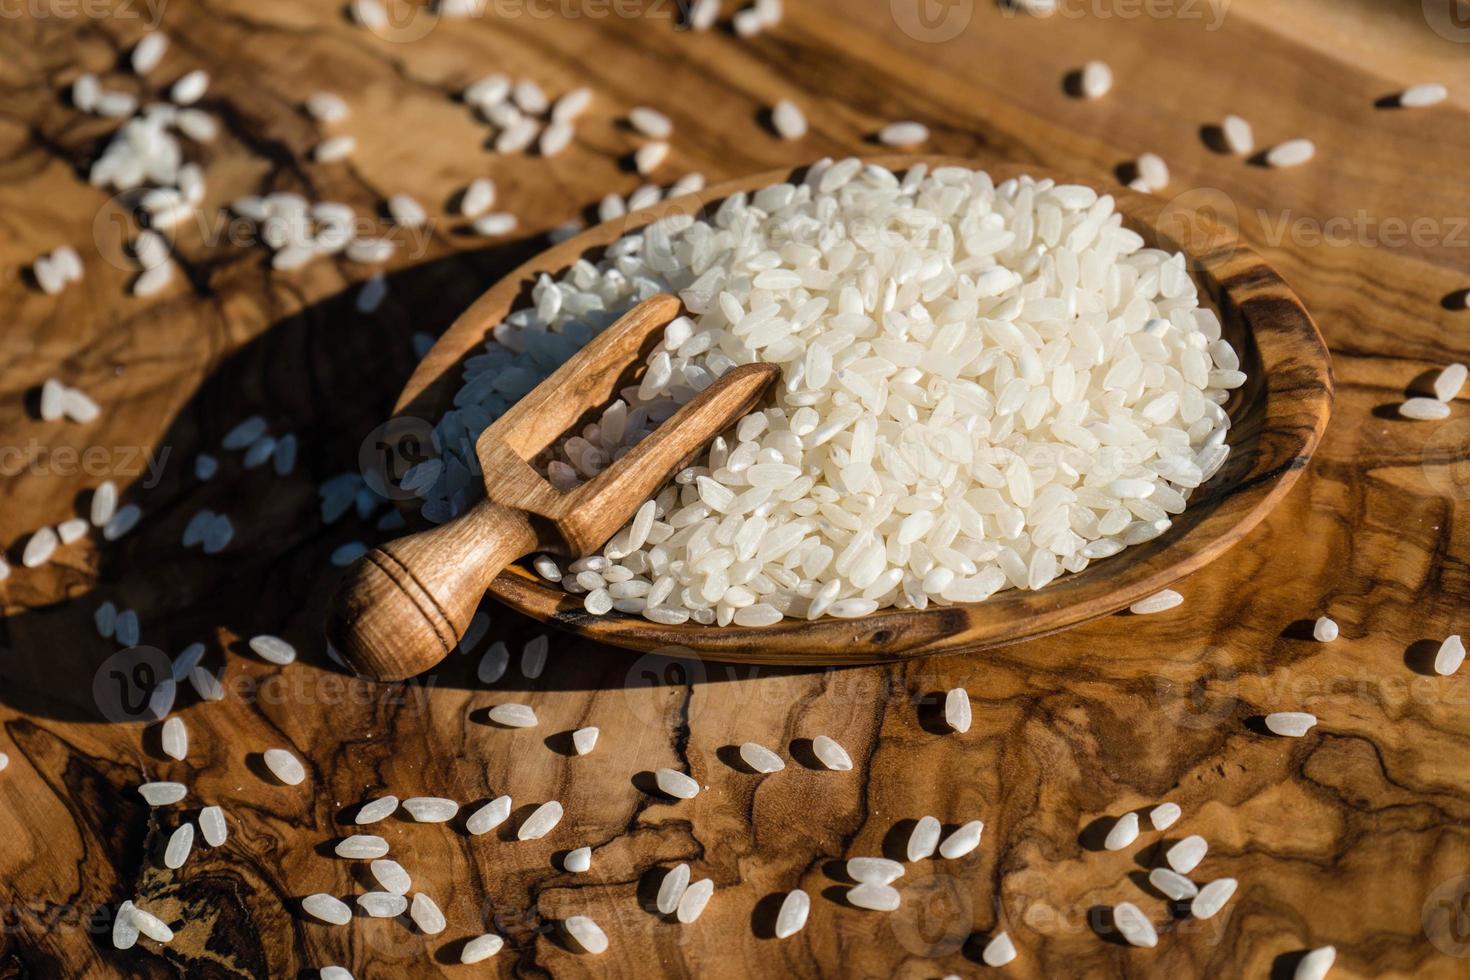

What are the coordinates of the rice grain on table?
(1104, 812, 1140, 850)
(199, 805, 228, 846)
(1112, 902, 1157, 947)
(1149, 867, 1199, 900)
(635, 141, 670, 175)
(1264, 711, 1317, 737)
(1136, 152, 1169, 191)
(461, 934, 505, 963)
(336, 835, 390, 859)
(1131, 590, 1184, 615)
(629, 107, 673, 139)
(1266, 139, 1315, 168)
(189, 666, 225, 701)
(478, 643, 511, 683)
(512, 78, 549, 115)
(572, 726, 600, 754)
(1165, 834, 1208, 874)
(944, 688, 972, 733)
(1312, 616, 1339, 642)
(1435, 634, 1465, 676)
(1398, 83, 1448, 108)
(22, 528, 58, 568)
(1294, 946, 1337, 980)
(357, 892, 408, 917)
(938, 819, 984, 858)
(657, 863, 691, 913)
(112, 901, 139, 950)
(467, 795, 513, 835)
(812, 735, 852, 770)
(163, 823, 194, 869)
(772, 100, 808, 140)
(847, 882, 901, 911)
(306, 91, 349, 123)
(982, 931, 1018, 966)
(739, 741, 785, 773)
(130, 905, 174, 943)
(313, 135, 356, 162)
(410, 893, 446, 934)
(878, 121, 929, 146)
(774, 889, 810, 938)
(57, 517, 88, 545)
(1191, 877, 1238, 919)
(403, 797, 459, 822)
(371, 858, 411, 894)
(676, 878, 715, 922)
(170, 69, 209, 105)
(565, 915, 608, 954)
(564, 846, 592, 873)
(517, 800, 563, 840)
(115, 609, 140, 647)
(303, 893, 352, 925)
(1400, 397, 1451, 420)
(161, 717, 188, 760)
(1080, 60, 1113, 99)
(907, 815, 941, 861)
(248, 635, 296, 665)
(655, 768, 700, 799)
(472, 213, 518, 236)
(522, 634, 549, 678)
(488, 703, 537, 727)
(1434, 363, 1467, 402)
(848, 857, 903, 884)
(1150, 801, 1181, 830)
(263, 748, 307, 785)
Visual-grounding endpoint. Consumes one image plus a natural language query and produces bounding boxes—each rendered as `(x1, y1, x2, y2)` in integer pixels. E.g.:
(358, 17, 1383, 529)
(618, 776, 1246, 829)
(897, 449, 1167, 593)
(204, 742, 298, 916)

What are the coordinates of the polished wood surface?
(0, 1, 1467, 977)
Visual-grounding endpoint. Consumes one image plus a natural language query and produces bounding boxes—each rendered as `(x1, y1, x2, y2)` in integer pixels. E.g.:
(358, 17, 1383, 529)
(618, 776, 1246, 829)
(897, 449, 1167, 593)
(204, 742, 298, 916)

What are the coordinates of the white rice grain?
(907, 815, 940, 861)
(461, 933, 505, 963)
(676, 878, 714, 922)
(488, 703, 538, 728)
(847, 882, 900, 911)
(1266, 139, 1315, 168)
(467, 795, 512, 835)
(1401, 397, 1451, 420)
(517, 800, 563, 840)
(657, 863, 691, 913)
(200, 805, 228, 846)
(982, 931, 1017, 966)
(772, 99, 807, 140)
(655, 768, 699, 799)
(1264, 712, 1318, 737)
(403, 797, 459, 822)
(1080, 60, 1113, 99)
(944, 688, 971, 733)
(248, 635, 296, 665)
(812, 735, 852, 771)
(739, 741, 784, 773)
(1191, 877, 1238, 919)
(847, 857, 903, 884)
(1165, 834, 1208, 874)
(938, 820, 983, 859)
(1399, 83, 1448, 108)
(1222, 115, 1254, 155)
(774, 889, 809, 938)
(1105, 812, 1140, 851)
(1149, 867, 1199, 901)
(1130, 590, 1183, 615)
(371, 858, 411, 894)
(163, 823, 194, 869)
(1294, 946, 1337, 980)
(1112, 901, 1157, 947)
(410, 893, 446, 934)
(1150, 802, 1181, 831)
(263, 748, 306, 785)
(161, 717, 188, 760)
(335, 835, 390, 859)
(1435, 634, 1465, 676)
(878, 121, 929, 146)
(629, 107, 673, 139)
(1434, 363, 1467, 402)
(564, 915, 607, 953)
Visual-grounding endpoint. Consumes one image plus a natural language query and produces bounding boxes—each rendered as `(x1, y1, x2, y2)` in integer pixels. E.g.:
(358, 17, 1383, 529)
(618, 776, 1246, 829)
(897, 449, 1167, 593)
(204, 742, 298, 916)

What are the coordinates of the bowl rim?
(393, 154, 1334, 665)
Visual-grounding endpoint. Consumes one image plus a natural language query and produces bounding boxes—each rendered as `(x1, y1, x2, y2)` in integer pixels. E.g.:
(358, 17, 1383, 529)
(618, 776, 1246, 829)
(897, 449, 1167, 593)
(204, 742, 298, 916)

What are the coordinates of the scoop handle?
(327, 498, 540, 681)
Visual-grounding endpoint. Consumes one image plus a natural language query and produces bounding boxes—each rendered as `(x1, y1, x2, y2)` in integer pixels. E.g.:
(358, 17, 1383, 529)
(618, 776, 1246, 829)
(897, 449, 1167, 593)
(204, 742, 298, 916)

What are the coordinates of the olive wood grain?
(393, 154, 1334, 664)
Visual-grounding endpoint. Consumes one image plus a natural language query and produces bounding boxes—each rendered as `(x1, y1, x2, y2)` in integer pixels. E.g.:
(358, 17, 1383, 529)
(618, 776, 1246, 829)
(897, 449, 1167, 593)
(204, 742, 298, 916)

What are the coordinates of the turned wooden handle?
(327, 498, 541, 681)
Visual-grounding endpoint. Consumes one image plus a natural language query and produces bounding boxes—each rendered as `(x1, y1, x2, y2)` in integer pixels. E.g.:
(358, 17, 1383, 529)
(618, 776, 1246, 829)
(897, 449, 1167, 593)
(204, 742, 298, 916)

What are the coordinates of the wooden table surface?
(2, 0, 1468, 976)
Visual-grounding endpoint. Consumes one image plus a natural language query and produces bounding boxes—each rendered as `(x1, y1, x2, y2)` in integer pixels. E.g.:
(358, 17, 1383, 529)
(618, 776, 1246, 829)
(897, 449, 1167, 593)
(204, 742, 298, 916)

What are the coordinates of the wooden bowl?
(393, 154, 1333, 665)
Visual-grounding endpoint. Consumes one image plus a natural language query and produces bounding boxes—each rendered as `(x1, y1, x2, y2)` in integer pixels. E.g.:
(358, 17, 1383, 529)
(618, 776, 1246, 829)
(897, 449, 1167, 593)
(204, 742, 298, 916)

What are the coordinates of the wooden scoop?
(327, 294, 778, 681)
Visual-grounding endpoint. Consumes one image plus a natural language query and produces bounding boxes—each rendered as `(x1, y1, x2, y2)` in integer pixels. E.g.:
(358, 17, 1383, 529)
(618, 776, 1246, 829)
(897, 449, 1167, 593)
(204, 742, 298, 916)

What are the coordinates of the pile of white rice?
(420, 159, 1243, 626)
